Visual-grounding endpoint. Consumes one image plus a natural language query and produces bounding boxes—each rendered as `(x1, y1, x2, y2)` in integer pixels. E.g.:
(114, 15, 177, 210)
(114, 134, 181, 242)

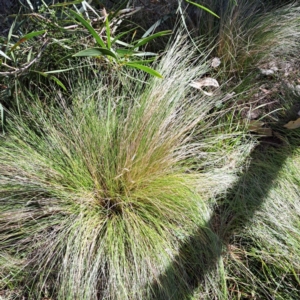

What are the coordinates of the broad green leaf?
(131, 52, 157, 57)
(0, 50, 11, 60)
(133, 30, 171, 49)
(10, 30, 46, 52)
(185, 0, 219, 18)
(142, 15, 171, 38)
(22, 30, 47, 40)
(73, 48, 117, 59)
(115, 49, 134, 57)
(116, 49, 157, 58)
(48, 76, 67, 90)
(34, 71, 66, 90)
(112, 27, 138, 45)
(125, 59, 155, 64)
(125, 62, 162, 78)
(69, 10, 106, 48)
(114, 40, 134, 48)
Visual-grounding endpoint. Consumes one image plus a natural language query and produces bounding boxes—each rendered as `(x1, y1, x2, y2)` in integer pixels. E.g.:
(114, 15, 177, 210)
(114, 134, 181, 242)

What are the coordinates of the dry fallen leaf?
(283, 118, 300, 129)
(248, 120, 264, 131)
(259, 87, 272, 94)
(260, 69, 275, 76)
(211, 57, 221, 68)
(255, 128, 273, 136)
(190, 77, 219, 96)
(246, 120, 273, 136)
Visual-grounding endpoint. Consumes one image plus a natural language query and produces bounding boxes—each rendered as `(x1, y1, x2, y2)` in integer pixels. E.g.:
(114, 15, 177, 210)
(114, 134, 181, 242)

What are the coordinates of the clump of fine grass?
(186, 0, 300, 77)
(0, 36, 253, 299)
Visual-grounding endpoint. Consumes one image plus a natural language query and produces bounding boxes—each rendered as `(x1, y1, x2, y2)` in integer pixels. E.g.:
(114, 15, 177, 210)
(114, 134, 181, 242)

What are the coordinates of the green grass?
(189, 125, 300, 299)
(185, 0, 300, 78)
(0, 36, 253, 299)
(223, 131, 300, 299)
(1, 1, 300, 299)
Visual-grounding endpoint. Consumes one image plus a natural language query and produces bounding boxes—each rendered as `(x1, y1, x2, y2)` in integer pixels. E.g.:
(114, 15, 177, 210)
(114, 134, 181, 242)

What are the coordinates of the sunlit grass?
(225, 131, 300, 299)
(192, 125, 300, 299)
(186, 0, 300, 77)
(1, 1, 300, 298)
(0, 36, 253, 299)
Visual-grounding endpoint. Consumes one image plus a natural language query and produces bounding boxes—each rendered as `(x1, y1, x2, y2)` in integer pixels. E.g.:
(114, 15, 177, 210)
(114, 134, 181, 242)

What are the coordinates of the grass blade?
(131, 52, 157, 57)
(50, 0, 83, 7)
(10, 30, 46, 52)
(0, 50, 11, 60)
(185, 0, 220, 19)
(115, 49, 156, 57)
(112, 27, 138, 45)
(105, 17, 111, 50)
(69, 10, 106, 48)
(34, 71, 66, 90)
(124, 59, 155, 64)
(133, 30, 171, 49)
(0, 103, 4, 134)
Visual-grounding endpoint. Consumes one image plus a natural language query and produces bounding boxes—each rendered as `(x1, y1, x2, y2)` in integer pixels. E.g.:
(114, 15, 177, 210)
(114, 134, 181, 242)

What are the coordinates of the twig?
(0, 39, 50, 76)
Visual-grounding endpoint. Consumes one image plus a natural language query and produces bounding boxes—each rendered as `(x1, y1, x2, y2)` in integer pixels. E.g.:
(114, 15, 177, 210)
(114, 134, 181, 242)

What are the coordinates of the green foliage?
(0, 3, 170, 112)
(1, 0, 300, 299)
(69, 9, 170, 77)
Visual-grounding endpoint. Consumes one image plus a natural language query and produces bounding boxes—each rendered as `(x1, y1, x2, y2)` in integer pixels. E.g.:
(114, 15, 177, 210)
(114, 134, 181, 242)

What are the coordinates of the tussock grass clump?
(0, 37, 253, 299)
(187, 0, 300, 76)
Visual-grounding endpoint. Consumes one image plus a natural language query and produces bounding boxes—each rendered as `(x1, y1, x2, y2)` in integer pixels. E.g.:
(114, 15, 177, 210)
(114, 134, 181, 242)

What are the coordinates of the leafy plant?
(0, 2, 170, 112)
(0, 25, 66, 87)
(69, 9, 171, 78)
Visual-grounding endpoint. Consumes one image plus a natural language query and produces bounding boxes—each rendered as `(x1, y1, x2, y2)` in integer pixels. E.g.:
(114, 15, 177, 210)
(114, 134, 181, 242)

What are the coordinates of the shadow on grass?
(150, 109, 300, 299)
